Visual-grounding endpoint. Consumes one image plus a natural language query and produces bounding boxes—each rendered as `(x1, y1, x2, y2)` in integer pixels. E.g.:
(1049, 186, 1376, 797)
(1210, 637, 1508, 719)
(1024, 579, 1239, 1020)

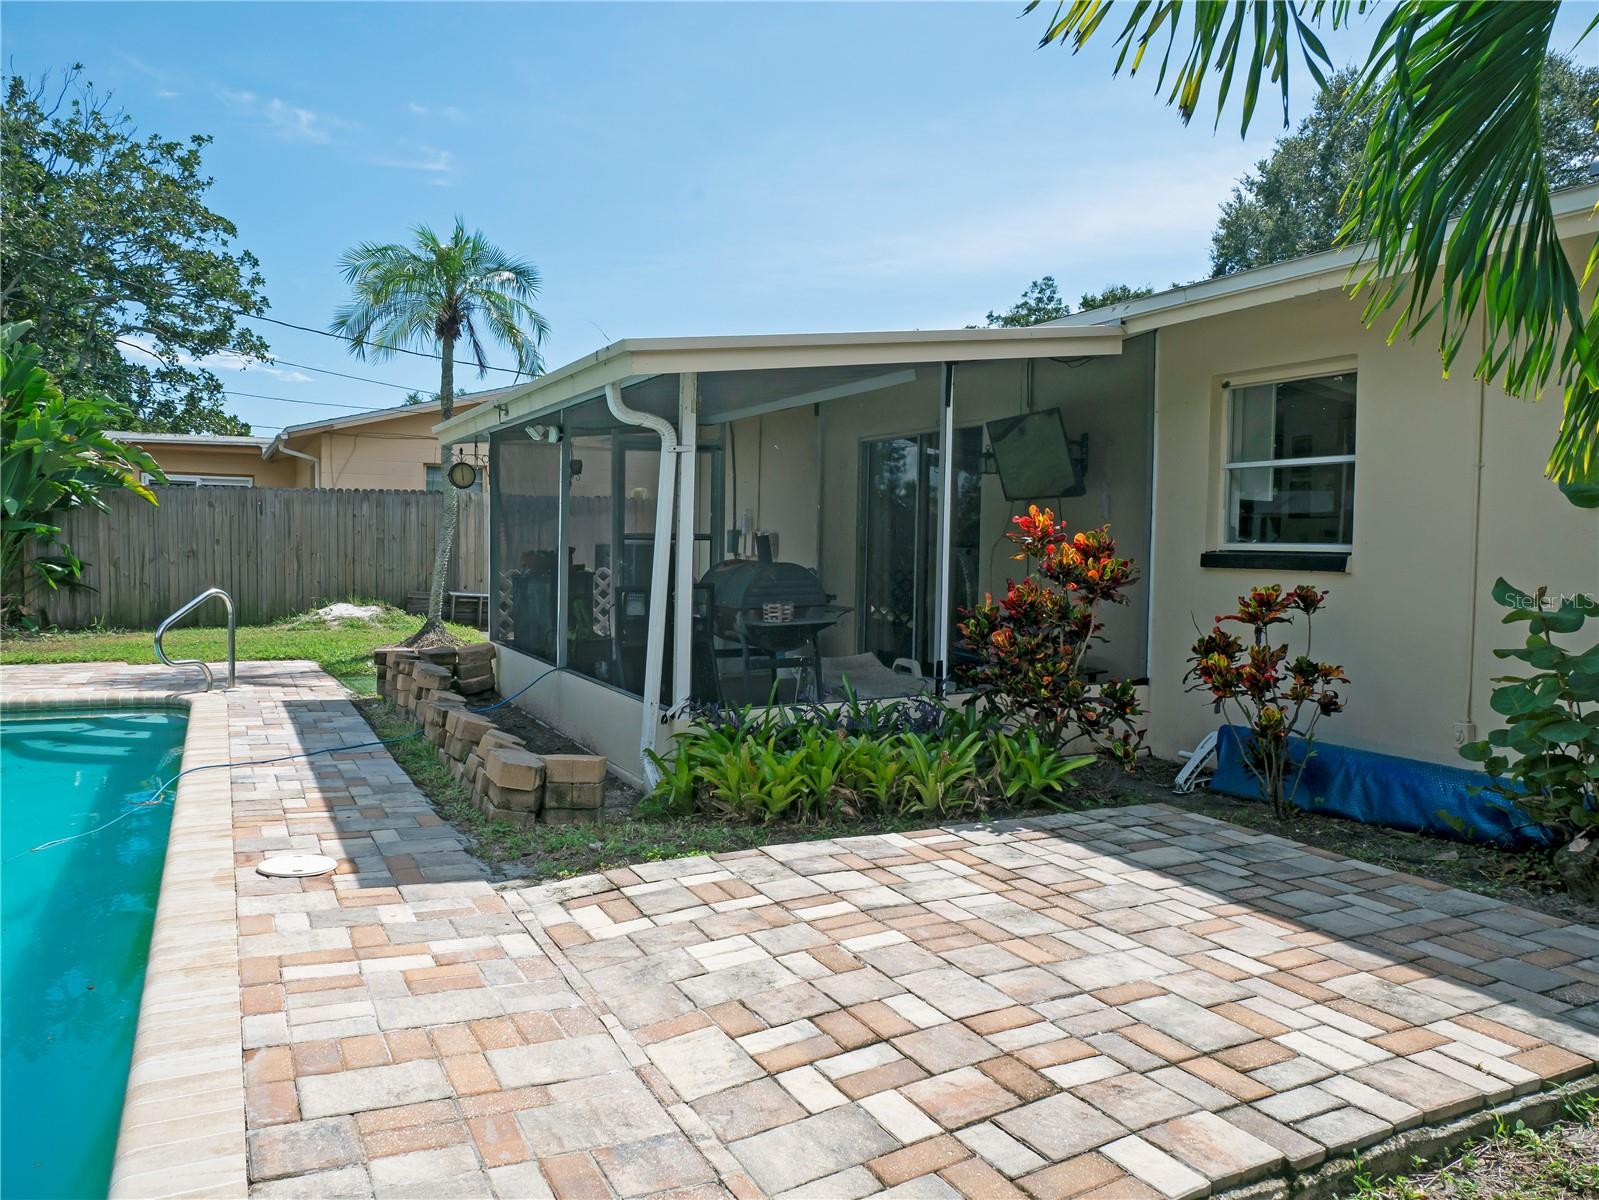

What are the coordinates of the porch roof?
(432, 324, 1124, 443)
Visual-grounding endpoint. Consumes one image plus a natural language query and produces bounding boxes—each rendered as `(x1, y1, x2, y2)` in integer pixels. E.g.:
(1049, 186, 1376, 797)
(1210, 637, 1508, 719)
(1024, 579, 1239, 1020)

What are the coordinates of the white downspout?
(674, 373, 698, 710)
(933, 363, 956, 693)
(605, 381, 679, 788)
(273, 442, 321, 488)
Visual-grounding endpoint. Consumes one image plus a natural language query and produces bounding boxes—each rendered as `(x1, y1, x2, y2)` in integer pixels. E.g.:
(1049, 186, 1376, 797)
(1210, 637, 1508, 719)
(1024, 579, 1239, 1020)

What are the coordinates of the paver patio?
(5, 662, 1597, 1199)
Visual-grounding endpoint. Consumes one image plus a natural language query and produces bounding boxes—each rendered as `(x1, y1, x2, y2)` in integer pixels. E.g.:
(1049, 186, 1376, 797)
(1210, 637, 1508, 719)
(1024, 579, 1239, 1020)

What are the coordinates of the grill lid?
(699, 559, 826, 611)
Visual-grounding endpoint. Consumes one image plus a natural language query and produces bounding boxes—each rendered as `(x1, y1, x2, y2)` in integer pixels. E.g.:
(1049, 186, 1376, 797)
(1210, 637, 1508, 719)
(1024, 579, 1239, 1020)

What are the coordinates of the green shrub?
(956, 506, 1145, 764)
(645, 698, 1095, 824)
(1461, 579, 1598, 846)
(2, 321, 164, 625)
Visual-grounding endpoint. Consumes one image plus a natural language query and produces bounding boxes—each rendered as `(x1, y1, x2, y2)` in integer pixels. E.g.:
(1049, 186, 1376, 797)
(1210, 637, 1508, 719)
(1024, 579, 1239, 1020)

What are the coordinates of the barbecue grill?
(696, 549, 850, 703)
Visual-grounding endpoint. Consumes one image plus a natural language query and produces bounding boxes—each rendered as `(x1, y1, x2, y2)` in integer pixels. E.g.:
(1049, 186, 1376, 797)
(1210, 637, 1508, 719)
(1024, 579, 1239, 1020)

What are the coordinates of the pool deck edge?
(3, 687, 249, 1199)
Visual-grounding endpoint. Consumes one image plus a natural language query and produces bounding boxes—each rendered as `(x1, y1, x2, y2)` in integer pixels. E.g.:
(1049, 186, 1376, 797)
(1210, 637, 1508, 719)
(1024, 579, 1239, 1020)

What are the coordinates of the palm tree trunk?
(426, 336, 457, 626)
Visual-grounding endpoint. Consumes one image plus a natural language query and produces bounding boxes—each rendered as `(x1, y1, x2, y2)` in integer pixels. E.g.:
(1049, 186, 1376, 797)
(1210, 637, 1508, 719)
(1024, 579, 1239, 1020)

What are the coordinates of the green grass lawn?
(0, 606, 484, 693)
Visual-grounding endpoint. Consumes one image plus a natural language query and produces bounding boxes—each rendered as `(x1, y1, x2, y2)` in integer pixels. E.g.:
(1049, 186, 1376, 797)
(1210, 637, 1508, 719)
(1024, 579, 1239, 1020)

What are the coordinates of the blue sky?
(9, 2, 1593, 437)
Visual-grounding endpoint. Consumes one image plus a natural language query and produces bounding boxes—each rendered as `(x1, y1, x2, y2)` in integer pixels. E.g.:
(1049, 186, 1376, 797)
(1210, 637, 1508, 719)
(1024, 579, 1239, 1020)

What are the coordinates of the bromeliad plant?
(1461, 579, 1598, 848)
(645, 699, 1094, 824)
(1183, 585, 1348, 819)
(957, 507, 1145, 764)
(1, 322, 163, 626)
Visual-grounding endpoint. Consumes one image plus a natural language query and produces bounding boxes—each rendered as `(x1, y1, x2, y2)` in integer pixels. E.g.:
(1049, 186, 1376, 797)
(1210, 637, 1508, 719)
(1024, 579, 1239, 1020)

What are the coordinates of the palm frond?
(1027, 0, 1361, 132)
(331, 218, 549, 382)
(1030, 0, 1599, 483)
(1344, 0, 1595, 482)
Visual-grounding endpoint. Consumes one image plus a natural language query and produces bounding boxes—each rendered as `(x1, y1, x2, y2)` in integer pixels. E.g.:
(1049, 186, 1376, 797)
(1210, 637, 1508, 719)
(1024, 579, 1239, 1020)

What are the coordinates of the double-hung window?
(1223, 372, 1356, 550)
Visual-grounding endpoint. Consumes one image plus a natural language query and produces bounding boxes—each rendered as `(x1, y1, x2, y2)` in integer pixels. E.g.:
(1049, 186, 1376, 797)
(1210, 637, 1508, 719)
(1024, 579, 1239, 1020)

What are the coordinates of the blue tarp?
(1208, 725, 1553, 848)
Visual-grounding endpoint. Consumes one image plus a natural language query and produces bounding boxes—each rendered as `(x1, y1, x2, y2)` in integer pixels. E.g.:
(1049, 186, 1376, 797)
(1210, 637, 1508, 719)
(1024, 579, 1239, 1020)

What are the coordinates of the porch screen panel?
(950, 334, 1155, 681)
(489, 430, 562, 660)
(563, 392, 664, 698)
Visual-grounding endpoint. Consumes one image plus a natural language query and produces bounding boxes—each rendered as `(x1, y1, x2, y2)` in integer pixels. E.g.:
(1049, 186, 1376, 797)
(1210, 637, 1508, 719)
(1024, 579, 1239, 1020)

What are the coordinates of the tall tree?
(1211, 56, 1599, 277)
(985, 276, 1073, 326)
(1, 69, 269, 434)
(984, 277, 1155, 326)
(1027, 1, 1599, 487)
(332, 218, 548, 636)
(1078, 282, 1157, 312)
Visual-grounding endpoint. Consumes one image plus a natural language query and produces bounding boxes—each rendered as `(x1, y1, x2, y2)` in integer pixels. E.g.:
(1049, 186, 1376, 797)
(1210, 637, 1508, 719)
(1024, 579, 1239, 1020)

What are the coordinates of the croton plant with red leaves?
(1183, 584, 1347, 817)
(956, 506, 1145, 765)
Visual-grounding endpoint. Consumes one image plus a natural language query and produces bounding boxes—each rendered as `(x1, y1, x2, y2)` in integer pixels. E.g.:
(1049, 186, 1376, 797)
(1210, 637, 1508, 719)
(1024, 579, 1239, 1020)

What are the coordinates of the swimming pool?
(1, 708, 188, 1200)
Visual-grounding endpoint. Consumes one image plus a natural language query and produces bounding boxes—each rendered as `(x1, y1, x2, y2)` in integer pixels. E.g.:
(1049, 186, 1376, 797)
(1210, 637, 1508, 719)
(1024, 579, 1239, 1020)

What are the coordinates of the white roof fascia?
(110, 431, 273, 449)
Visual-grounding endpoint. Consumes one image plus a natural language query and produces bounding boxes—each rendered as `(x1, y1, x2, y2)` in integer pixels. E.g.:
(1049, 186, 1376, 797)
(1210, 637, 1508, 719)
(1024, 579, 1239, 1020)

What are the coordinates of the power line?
(264, 356, 427, 392)
(8, 246, 537, 377)
(243, 313, 532, 376)
(223, 389, 376, 411)
(248, 426, 439, 441)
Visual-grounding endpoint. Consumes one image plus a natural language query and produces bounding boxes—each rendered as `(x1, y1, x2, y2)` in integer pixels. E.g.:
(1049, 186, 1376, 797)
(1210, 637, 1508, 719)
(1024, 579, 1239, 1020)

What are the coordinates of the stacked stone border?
(374, 646, 608, 827)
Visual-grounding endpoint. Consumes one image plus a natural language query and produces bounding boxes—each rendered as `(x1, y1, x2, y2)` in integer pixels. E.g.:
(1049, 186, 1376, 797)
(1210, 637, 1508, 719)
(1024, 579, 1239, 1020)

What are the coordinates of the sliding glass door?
(856, 425, 984, 675)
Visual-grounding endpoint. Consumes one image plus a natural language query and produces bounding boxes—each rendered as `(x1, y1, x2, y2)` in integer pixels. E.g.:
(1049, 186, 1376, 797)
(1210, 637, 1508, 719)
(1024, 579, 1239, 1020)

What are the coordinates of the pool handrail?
(154, 587, 236, 691)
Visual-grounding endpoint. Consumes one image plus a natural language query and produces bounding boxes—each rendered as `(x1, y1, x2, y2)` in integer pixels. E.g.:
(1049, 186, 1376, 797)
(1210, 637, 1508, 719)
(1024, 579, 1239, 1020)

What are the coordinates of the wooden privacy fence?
(31, 487, 488, 629)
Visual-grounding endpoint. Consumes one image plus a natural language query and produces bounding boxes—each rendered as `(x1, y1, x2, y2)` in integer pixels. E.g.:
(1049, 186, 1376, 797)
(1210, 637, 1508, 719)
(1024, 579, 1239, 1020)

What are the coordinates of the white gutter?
(271, 442, 321, 488)
(674, 374, 698, 711)
(604, 380, 680, 788)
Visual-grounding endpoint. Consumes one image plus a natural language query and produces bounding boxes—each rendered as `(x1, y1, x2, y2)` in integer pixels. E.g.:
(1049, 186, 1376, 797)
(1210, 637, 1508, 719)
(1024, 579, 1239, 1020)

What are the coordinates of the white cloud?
(369, 147, 453, 175)
(119, 336, 312, 383)
(405, 101, 466, 121)
(674, 146, 1248, 298)
(220, 88, 350, 144)
(263, 98, 332, 143)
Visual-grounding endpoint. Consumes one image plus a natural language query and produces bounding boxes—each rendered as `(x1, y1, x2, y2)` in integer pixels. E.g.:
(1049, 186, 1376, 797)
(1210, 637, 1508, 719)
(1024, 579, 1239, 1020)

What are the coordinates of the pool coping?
(2, 690, 247, 1199)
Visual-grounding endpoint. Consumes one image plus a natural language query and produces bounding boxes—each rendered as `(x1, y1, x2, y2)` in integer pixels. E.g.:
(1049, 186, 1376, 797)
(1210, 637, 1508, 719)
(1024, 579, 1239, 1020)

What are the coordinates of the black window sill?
(1199, 549, 1350, 572)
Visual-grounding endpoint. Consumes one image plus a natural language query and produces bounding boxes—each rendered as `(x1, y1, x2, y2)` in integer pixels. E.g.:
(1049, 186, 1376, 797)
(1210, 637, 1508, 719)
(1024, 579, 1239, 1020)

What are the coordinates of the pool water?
(2, 709, 187, 1200)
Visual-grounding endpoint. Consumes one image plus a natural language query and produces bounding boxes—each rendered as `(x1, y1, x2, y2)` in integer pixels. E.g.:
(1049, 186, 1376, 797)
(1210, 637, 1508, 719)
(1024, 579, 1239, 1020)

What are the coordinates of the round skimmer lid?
(257, 854, 338, 878)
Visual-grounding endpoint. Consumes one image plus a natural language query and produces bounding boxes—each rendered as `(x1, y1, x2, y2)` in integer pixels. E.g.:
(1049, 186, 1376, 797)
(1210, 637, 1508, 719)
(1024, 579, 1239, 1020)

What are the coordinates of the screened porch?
(449, 327, 1152, 782)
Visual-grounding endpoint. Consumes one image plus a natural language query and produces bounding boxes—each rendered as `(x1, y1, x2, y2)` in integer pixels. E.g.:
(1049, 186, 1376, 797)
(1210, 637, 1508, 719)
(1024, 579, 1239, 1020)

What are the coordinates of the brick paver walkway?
(6, 663, 1596, 1199)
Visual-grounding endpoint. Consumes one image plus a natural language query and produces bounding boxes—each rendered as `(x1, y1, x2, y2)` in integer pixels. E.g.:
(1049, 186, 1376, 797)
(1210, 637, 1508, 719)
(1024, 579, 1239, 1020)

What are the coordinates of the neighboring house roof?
(117, 390, 511, 464)
(262, 391, 499, 458)
(1047, 180, 1598, 335)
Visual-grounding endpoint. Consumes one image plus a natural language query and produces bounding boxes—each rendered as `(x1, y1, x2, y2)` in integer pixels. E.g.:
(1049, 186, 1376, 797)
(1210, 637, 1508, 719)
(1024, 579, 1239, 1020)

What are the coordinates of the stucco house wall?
(1142, 282, 1598, 767)
(137, 441, 300, 486)
(123, 396, 495, 490)
(300, 408, 458, 490)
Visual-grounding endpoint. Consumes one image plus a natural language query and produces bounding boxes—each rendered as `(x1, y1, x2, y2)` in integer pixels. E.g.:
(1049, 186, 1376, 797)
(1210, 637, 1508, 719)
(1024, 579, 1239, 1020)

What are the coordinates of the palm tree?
(332, 218, 548, 637)
(1027, 1, 1598, 495)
